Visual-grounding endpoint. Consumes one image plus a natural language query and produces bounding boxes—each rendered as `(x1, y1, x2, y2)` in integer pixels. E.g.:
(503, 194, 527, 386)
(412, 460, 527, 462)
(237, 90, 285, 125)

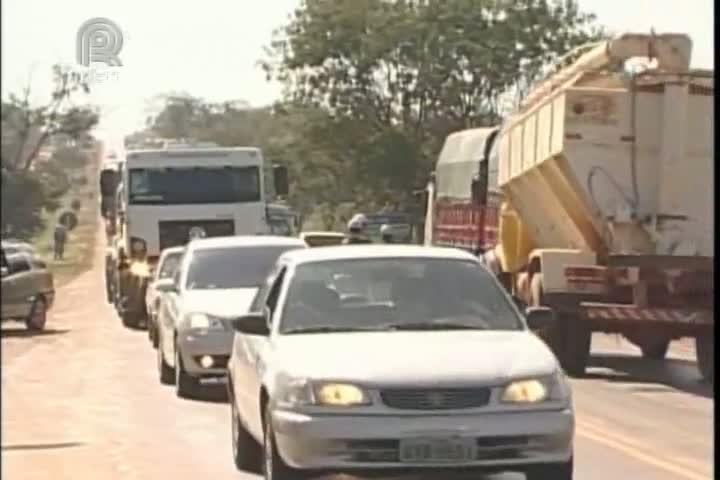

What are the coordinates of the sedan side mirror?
(525, 306, 554, 330)
(1, 267, 8, 278)
(155, 278, 176, 293)
(231, 312, 270, 336)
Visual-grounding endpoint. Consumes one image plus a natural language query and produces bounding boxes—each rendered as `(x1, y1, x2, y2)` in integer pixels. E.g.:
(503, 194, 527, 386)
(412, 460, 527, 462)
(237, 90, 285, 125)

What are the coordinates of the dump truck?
(424, 32, 714, 383)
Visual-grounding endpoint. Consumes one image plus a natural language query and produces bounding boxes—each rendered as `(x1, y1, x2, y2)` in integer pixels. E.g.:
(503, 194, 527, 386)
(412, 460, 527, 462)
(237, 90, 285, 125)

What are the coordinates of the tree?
(264, 0, 605, 203)
(1, 64, 99, 172)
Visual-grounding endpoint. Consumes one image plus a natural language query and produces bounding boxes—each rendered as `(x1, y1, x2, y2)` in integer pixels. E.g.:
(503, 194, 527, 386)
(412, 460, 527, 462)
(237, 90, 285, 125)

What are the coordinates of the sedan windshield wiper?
(379, 321, 484, 331)
(282, 326, 378, 334)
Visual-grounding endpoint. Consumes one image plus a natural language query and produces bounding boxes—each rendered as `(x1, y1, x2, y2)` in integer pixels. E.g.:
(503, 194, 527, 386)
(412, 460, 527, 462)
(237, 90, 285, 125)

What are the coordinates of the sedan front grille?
(380, 388, 491, 410)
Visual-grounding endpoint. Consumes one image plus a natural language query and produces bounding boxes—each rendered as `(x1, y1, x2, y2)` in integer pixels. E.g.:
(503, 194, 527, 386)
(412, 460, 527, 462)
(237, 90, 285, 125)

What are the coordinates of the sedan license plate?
(399, 438, 476, 463)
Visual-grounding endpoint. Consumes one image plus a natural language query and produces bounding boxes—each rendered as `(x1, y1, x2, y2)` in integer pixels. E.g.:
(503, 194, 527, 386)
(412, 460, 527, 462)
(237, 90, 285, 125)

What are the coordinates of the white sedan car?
(156, 236, 306, 398)
(145, 246, 184, 348)
(228, 246, 574, 480)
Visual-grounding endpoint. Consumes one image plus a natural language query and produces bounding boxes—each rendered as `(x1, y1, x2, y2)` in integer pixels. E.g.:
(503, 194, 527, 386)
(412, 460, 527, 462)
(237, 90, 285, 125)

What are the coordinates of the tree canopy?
(136, 1, 604, 228)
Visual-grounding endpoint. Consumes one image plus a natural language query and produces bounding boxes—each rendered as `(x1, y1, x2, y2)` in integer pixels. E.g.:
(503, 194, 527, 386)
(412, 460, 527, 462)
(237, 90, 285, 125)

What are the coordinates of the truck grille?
(158, 220, 234, 250)
(380, 388, 491, 410)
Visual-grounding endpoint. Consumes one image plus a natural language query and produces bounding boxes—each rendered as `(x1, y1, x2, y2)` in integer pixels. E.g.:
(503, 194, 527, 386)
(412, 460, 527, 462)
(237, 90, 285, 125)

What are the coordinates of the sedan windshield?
(186, 246, 302, 290)
(280, 257, 523, 333)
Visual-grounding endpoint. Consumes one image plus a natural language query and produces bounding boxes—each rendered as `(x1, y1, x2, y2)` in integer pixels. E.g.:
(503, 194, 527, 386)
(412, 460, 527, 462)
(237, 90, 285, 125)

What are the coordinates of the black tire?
(560, 315, 591, 377)
(696, 335, 714, 384)
(157, 334, 175, 385)
(231, 395, 261, 472)
(525, 456, 573, 480)
(639, 338, 671, 360)
(263, 407, 304, 480)
(175, 346, 199, 399)
(25, 297, 47, 331)
(530, 274, 564, 358)
(121, 311, 142, 329)
(531, 274, 590, 377)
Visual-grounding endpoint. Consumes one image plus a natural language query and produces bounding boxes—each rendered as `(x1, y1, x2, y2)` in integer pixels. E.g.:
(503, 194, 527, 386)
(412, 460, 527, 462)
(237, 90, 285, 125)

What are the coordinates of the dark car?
(1, 246, 55, 331)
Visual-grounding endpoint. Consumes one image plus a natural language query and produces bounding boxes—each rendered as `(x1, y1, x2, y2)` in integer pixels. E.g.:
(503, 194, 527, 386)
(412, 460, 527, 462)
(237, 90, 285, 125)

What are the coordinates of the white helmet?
(347, 213, 368, 233)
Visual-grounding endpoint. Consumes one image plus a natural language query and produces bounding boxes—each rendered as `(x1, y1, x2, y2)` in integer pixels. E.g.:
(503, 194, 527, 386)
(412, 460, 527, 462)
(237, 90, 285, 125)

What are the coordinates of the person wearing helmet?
(342, 213, 372, 244)
(380, 224, 394, 244)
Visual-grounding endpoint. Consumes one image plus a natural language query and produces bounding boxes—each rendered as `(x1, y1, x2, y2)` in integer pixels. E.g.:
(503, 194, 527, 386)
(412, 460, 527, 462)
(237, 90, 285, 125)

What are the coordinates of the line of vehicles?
(3, 29, 700, 480)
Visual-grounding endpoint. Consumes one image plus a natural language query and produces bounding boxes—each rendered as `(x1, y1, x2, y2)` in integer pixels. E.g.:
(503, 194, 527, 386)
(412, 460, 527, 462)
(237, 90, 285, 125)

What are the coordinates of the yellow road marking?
(577, 419, 710, 480)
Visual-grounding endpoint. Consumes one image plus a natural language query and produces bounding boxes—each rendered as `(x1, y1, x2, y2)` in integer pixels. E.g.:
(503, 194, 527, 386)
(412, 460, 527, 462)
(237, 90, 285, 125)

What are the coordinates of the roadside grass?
(32, 162, 99, 288)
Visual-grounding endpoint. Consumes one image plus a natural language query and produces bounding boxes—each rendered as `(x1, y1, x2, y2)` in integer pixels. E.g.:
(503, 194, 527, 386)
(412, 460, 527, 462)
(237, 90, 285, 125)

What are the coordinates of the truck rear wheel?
(626, 334, 671, 360)
(559, 315, 591, 377)
(530, 274, 590, 377)
(696, 335, 714, 384)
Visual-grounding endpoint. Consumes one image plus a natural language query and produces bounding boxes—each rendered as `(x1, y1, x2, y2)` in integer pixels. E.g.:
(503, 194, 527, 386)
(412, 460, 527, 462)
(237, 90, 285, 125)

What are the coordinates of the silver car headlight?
(277, 379, 371, 408)
(500, 372, 570, 404)
(181, 312, 225, 330)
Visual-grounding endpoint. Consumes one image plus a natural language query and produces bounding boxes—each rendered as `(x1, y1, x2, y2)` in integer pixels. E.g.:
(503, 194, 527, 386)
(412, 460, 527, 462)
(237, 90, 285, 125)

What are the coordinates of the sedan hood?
(182, 288, 258, 318)
(273, 331, 559, 386)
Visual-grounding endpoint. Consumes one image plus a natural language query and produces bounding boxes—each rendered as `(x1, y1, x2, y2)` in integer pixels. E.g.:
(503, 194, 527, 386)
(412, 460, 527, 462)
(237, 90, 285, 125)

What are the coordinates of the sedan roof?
(279, 245, 478, 266)
(187, 235, 307, 251)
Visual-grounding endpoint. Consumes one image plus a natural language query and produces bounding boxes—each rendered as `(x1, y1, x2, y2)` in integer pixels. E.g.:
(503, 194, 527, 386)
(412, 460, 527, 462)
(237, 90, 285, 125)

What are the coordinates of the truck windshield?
(128, 167, 261, 205)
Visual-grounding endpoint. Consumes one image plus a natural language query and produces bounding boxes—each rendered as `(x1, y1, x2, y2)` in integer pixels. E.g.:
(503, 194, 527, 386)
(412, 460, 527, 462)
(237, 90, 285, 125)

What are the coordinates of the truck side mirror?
(470, 177, 487, 206)
(99, 169, 120, 197)
(273, 165, 289, 197)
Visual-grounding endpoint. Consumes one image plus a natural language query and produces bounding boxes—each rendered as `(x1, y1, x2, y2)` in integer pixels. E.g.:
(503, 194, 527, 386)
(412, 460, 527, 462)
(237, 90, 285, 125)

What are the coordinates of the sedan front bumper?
(271, 407, 573, 472)
(176, 329, 233, 377)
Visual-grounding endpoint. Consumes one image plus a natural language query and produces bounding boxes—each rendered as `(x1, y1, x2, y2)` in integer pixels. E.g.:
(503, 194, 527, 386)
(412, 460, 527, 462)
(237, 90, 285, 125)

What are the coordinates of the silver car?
(156, 236, 307, 398)
(145, 246, 184, 348)
(227, 245, 573, 479)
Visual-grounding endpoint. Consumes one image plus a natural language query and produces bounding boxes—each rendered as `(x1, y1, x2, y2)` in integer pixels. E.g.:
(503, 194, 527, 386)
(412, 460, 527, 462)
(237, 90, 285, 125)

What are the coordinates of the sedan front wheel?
(263, 408, 306, 480)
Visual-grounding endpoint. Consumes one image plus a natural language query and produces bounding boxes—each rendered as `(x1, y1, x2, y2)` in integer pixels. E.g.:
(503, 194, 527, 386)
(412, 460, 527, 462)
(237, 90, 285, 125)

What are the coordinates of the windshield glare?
(279, 258, 523, 333)
(129, 166, 260, 205)
(186, 245, 301, 290)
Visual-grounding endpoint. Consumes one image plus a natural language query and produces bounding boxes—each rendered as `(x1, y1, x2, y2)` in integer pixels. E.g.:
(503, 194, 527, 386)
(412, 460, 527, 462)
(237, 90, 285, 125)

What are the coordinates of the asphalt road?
(1, 238, 714, 480)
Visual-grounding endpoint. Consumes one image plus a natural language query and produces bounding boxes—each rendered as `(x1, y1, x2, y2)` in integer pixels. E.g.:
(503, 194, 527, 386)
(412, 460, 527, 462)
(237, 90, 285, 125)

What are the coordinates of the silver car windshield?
(279, 258, 524, 334)
(186, 246, 302, 290)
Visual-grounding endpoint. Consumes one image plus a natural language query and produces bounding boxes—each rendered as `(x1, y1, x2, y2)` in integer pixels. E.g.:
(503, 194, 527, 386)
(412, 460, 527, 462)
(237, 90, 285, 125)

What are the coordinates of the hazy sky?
(2, 0, 714, 140)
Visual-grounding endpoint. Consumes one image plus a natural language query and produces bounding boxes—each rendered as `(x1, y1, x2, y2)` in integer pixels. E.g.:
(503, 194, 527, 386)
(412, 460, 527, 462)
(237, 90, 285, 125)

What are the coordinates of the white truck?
(100, 145, 289, 328)
(424, 32, 714, 382)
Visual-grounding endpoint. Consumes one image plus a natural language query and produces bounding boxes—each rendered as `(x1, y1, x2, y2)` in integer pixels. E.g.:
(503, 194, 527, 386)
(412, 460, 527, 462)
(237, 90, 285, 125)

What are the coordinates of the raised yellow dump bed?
(496, 33, 713, 267)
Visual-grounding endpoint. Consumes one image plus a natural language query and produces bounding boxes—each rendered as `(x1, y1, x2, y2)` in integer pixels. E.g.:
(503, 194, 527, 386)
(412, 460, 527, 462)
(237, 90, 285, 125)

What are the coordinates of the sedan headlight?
(277, 379, 371, 408)
(500, 372, 570, 404)
(182, 312, 225, 330)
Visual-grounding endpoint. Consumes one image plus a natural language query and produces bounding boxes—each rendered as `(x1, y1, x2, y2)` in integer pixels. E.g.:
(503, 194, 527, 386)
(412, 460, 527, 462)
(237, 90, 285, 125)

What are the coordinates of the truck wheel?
(530, 274, 565, 359)
(696, 335, 714, 384)
(559, 315, 591, 377)
(25, 297, 47, 331)
(122, 311, 142, 329)
(637, 337, 671, 360)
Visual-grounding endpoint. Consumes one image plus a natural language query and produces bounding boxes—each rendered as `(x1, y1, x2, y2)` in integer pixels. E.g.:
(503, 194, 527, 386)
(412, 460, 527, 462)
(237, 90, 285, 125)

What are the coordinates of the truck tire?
(696, 335, 714, 384)
(531, 274, 590, 377)
(559, 315, 591, 377)
(530, 274, 564, 358)
(629, 335, 671, 360)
